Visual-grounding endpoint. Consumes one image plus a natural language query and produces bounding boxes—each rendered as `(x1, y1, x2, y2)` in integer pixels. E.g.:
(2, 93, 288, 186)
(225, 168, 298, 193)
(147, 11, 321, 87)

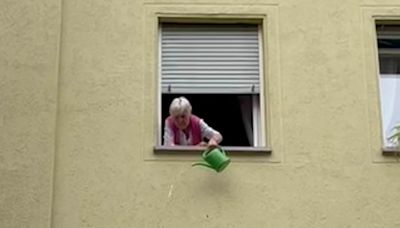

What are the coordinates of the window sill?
(154, 145, 272, 155)
(382, 147, 400, 156)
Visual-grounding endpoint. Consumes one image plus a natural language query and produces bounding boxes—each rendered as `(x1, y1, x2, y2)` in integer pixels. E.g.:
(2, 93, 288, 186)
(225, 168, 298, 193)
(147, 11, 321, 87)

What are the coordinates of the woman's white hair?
(169, 96, 192, 116)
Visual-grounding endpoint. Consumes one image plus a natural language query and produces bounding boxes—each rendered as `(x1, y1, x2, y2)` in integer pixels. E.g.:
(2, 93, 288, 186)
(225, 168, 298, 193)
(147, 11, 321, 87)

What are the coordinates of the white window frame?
(376, 23, 400, 148)
(157, 22, 266, 148)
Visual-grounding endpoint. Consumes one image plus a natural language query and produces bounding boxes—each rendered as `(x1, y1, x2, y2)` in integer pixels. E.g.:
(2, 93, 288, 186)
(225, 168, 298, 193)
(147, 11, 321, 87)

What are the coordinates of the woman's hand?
(196, 141, 208, 146)
(207, 138, 218, 148)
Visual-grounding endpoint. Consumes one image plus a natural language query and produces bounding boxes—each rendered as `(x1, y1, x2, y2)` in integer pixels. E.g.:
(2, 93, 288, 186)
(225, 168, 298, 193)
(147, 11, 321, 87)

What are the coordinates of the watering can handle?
(204, 145, 225, 156)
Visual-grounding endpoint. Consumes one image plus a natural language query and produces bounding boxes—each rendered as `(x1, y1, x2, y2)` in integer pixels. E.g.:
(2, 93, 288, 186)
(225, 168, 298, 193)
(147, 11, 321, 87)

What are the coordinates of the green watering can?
(192, 147, 231, 172)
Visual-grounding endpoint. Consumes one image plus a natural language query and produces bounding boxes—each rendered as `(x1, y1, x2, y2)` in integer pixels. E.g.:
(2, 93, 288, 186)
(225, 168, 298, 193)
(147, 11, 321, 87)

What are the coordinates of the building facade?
(1, 0, 400, 227)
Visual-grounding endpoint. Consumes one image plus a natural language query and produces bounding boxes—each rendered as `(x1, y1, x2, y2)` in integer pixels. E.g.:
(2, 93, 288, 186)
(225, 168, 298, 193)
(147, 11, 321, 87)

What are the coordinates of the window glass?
(376, 23, 400, 147)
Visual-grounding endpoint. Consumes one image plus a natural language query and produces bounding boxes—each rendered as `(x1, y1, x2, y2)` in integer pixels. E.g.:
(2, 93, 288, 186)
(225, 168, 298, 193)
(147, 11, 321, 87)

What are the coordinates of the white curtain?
(379, 74, 400, 146)
(238, 96, 253, 146)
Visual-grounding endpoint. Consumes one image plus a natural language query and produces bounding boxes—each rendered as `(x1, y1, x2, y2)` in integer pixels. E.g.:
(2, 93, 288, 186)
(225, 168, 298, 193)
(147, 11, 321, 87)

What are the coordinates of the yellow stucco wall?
(0, 0, 60, 227)
(2, 0, 400, 227)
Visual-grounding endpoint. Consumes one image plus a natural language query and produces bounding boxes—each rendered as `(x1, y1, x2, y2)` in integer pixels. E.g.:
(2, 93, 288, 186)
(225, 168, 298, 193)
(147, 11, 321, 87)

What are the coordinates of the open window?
(158, 22, 265, 147)
(375, 22, 400, 148)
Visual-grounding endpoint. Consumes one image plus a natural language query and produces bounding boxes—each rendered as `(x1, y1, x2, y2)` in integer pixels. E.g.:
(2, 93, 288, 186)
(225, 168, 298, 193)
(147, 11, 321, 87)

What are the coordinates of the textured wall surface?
(0, 0, 60, 228)
(2, 0, 400, 227)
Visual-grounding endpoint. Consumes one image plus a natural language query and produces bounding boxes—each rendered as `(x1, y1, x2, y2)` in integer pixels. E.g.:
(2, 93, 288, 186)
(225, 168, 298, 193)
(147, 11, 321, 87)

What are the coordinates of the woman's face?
(173, 112, 190, 130)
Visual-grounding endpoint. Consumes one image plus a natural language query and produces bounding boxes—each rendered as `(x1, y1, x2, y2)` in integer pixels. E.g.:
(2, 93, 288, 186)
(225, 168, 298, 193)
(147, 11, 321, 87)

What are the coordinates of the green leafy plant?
(388, 123, 400, 147)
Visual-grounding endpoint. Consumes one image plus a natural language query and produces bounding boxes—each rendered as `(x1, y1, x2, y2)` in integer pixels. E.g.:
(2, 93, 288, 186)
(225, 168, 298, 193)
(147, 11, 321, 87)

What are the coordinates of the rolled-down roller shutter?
(160, 23, 261, 94)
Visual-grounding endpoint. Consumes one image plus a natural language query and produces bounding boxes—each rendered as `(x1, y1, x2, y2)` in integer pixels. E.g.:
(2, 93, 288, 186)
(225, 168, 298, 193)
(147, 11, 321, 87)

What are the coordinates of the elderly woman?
(163, 96, 223, 146)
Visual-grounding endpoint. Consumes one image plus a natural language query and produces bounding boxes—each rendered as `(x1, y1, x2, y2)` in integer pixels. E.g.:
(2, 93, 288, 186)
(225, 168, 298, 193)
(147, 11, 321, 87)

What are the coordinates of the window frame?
(156, 20, 268, 150)
(142, 5, 282, 162)
(362, 7, 400, 161)
(375, 21, 400, 154)
(157, 22, 266, 148)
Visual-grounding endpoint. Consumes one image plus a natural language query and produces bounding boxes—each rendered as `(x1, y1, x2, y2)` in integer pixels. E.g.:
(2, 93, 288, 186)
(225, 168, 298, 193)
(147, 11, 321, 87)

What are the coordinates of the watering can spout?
(192, 162, 213, 169)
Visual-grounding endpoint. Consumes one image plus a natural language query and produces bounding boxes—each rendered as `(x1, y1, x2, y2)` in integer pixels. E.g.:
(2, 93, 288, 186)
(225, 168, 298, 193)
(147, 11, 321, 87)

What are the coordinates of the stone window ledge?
(382, 147, 400, 156)
(154, 146, 272, 155)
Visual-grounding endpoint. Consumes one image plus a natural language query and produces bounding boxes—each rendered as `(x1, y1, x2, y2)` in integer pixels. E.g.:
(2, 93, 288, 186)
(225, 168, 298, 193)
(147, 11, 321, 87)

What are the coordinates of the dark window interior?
(378, 55, 400, 74)
(376, 23, 400, 74)
(376, 24, 400, 50)
(377, 38, 400, 49)
(162, 94, 252, 146)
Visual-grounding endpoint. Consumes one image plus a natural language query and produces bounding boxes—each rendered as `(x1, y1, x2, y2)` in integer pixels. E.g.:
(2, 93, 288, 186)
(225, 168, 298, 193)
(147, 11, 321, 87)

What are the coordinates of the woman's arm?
(207, 132, 222, 147)
(199, 119, 223, 146)
(163, 120, 175, 146)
